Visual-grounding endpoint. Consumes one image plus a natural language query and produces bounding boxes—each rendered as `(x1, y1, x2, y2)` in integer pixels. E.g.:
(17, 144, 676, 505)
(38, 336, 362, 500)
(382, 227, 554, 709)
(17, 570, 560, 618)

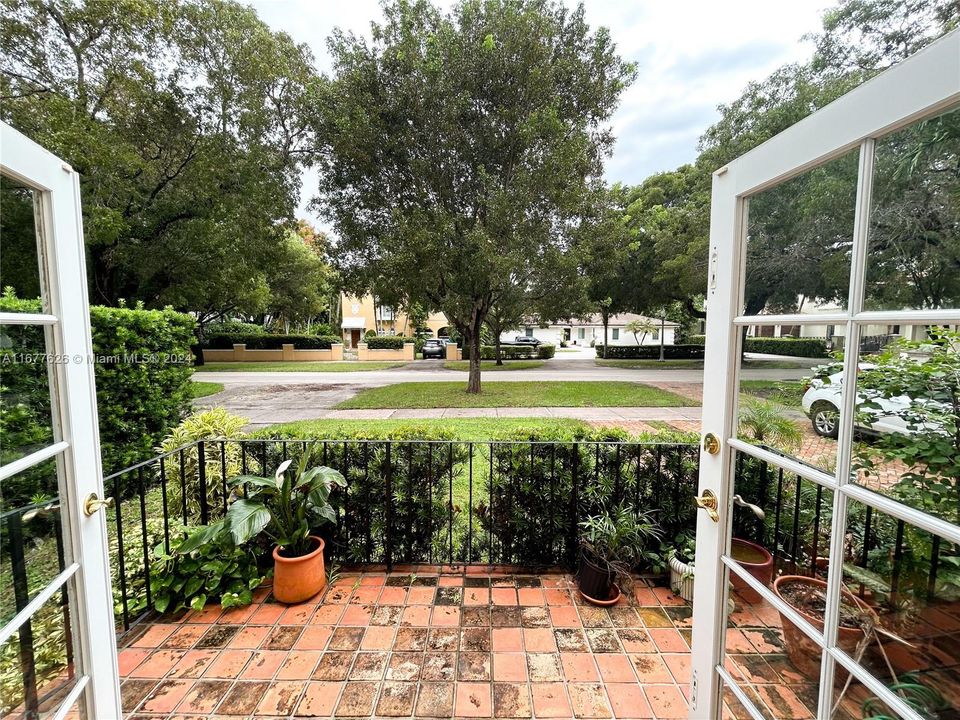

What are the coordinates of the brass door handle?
(83, 493, 114, 517)
(694, 489, 719, 522)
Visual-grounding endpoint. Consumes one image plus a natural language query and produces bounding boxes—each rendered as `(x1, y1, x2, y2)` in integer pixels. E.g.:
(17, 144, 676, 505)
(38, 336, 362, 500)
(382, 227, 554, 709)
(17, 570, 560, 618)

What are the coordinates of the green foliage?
(537, 344, 556, 360)
(0, 291, 194, 507)
(203, 333, 341, 350)
(594, 344, 705, 360)
(364, 329, 378, 338)
(463, 344, 539, 360)
(151, 526, 266, 613)
(688, 335, 828, 357)
(200, 320, 267, 340)
(220, 450, 346, 557)
(318, 0, 634, 392)
(579, 504, 661, 578)
(738, 400, 804, 452)
(364, 336, 406, 350)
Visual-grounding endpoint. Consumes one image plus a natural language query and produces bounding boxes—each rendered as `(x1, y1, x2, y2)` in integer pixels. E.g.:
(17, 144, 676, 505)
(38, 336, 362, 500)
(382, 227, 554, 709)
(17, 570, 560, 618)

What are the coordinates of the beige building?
(339, 294, 449, 348)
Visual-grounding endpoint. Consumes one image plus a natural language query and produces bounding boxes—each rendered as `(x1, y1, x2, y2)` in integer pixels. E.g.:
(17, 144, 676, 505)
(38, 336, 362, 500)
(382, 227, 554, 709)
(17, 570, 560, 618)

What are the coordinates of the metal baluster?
(790, 475, 802, 572)
(8, 513, 39, 716)
(773, 468, 784, 566)
(448, 443, 454, 565)
(220, 442, 228, 514)
(197, 441, 209, 526)
(407, 443, 413, 563)
(114, 474, 130, 629)
(891, 520, 905, 599)
(570, 444, 579, 567)
(427, 443, 433, 564)
(861, 506, 873, 567)
(927, 535, 941, 601)
(160, 456, 170, 554)
(385, 442, 393, 571)
(138, 467, 152, 608)
(488, 443, 494, 564)
(179, 449, 188, 525)
(810, 483, 823, 576)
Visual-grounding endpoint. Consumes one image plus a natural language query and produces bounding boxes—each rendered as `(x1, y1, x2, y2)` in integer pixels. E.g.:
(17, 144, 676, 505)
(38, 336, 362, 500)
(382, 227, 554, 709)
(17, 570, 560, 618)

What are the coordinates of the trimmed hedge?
(200, 320, 266, 340)
(0, 293, 195, 507)
(203, 333, 340, 350)
(594, 344, 705, 360)
(462, 344, 556, 360)
(364, 335, 406, 350)
(687, 335, 828, 357)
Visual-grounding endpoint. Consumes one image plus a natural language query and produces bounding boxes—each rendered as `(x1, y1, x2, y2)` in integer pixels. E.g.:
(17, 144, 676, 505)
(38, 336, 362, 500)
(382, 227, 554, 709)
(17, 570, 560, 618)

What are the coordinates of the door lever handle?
(733, 495, 765, 521)
(83, 493, 114, 517)
(693, 489, 719, 522)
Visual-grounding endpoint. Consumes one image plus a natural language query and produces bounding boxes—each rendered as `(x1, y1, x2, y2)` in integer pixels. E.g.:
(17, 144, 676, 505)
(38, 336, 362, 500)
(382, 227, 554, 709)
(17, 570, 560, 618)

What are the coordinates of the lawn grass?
(740, 379, 805, 408)
(443, 360, 544, 371)
(263, 417, 594, 440)
(191, 381, 224, 398)
(196, 361, 407, 372)
(595, 358, 815, 370)
(335, 381, 696, 409)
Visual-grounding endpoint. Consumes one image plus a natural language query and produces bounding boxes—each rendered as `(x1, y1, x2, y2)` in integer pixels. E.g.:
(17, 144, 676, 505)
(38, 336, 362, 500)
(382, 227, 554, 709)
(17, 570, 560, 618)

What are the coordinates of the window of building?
(889, 324, 900, 334)
(578, 328, 585, 339)
(525, 327, 533, 337)
(612, 329, 619, 340)
(652, 330, 659, 340)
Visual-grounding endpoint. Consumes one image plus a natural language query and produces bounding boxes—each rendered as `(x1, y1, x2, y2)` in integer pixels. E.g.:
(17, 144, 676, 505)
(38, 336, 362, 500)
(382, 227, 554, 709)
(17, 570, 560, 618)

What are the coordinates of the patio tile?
(432, 605, 461, 626)
(743, 627, 785, 654)
(361, 625, 396, 649)
(416, 682, 454, 717)
(386, 651, 423, 680)
(569, 682, 613, 718)
(458, 652, 492, 681)
(255, 679, 305, 715)
(546, 588, 574, 605)
(493, 682, 532, 718)
(461, 627, 491, 652)
(663, 653, 692, 685)
(648, 628, 688, 653)
(637, 607, 672, 628)
(407, 586, 437, 604)
(348, 651, 387, 680)
(350, 586, 381, 604)
(435, 587, 463, 605)
(561, 653, 600, 682)
(550, 606, 582, 627)
(421, 652, 457, 681)
(531, 682, 572, 717)
(618, 628, 655, 652)
(163, 624, 207, 648)
(370, 605, 404, 625)
(518, 588, 545, 606)
(329, 627, 364, 650)
(340, 604, 374, 626)
(296, 681, 343, 716)
(196, 625, 240, 648)
(376, 681, 417, 716)
(294, 625, 332, 650)
(579, 606, 613, 627)
(492, 587, 518, 605)
(394, 627, 428, 651)
(167, 649, 219, 679)
(462, 606, 492, 626)
(279, 602, 317, 625)
(609, 607, 642, 627)
(379, 586, 408, 604)
(219, 680, 272, 714)
(606, 683, 654, 718)
(521, 606, 551, 627)
(131, 623, 177, 648)
(276, 650, 321, 679)
(237, 650, 283, 680)
(312, 604, 345, 625)
(493, 652, 527, 681)
(596, 653, 637, 682)
(524, 627, 557, 651)
(250, 603, 285, 624)
(754, 685, 815, 719)
(555, 628, 589, 652)
(492, 627, 523, 652)
(139, 679, 192, 714)
(629, 654, 674, 683)
(527, 652, 562, 681)
(463, 587, 490, 605)
(117, 648, 151, 675)
(455, 681, 492, 717)
(121, 679, 158, 712)
(177, 678, 231, 713)
(128, 649, 185, 678)
(490, 606, 522, 627)
(427, 628, 459, 651)
(229, 625, 272, 649)
(264, 625, 302, 649)
(312, 652, 355, 681)
(644, 684, 688, 719)
(400, 605, 431, 626)
(439, 575, 464, 586)
(585, 628, 621, 653)
(334, 681, 378, 716)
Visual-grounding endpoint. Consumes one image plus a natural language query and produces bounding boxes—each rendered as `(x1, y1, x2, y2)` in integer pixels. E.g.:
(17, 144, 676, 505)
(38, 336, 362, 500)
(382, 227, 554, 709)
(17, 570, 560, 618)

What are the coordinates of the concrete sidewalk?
(236, 404, 702, 429)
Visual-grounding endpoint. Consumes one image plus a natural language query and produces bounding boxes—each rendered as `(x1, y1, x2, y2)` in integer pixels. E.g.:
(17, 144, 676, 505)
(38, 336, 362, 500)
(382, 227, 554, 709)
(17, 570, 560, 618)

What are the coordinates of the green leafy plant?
(579, 503, 662, 590)
(738, 399, 804, 452)
(150, 527, 266, 613)
(219, 450, 346, 557)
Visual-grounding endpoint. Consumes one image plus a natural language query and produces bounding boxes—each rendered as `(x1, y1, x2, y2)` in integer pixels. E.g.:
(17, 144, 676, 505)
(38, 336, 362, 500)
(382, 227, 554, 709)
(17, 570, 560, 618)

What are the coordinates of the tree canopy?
(315, 0, 634, 390)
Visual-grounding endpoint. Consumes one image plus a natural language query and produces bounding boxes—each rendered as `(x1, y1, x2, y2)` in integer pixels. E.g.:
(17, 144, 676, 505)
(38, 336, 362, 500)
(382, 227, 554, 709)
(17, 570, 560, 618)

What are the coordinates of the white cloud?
(247, 0, 829, 231)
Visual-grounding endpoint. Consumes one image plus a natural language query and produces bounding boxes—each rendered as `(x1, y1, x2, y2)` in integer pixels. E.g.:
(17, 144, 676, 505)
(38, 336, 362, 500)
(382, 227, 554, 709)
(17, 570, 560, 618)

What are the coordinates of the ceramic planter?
(729, 538, 774, 602)
(272, 536, 326, 604)
(577, 547, 614, 603)
(668, 554, 695, 602)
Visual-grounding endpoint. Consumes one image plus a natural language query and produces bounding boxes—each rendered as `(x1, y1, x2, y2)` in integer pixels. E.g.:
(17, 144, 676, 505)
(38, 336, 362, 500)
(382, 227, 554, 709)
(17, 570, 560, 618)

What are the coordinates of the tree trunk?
(494, 331, 503, 366)
(602, 312, 609, 359)
(466, 327, 482, 393)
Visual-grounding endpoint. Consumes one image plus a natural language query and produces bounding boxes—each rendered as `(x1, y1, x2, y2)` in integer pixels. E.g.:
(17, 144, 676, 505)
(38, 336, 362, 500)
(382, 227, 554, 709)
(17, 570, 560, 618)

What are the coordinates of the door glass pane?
(732, 450, 835, 584)
(832, 675, 905, 720)
(1, 461, 66, 619)
(864, 105, 960, 312)
(0, 322, 56, 473)
(742, 147, 860, 318)
(736, 349, 837, 476)
(0, 581, 80, 719)
(0, 175, 47, 313)
(835, 499, 959, 719)
(723, 565, 822, 719)
(849, 324, 959, 524)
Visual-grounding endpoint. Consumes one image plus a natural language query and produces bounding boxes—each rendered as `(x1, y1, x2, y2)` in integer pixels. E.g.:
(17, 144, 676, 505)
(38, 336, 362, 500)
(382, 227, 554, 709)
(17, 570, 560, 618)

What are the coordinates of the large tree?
(314, 0, 634, 391)
(0, 0, 321, 323)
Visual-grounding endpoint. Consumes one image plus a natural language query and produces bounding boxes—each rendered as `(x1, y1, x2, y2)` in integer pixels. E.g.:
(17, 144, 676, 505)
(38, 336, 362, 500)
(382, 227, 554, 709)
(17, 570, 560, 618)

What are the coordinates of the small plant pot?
(272, 536, 326, 604)
(581, 583, 622, 606)
(668, 555, 695, 602)
(773, 575, 868, 682)
(729, 538, 774, 603)
(577, 548, 613, 602)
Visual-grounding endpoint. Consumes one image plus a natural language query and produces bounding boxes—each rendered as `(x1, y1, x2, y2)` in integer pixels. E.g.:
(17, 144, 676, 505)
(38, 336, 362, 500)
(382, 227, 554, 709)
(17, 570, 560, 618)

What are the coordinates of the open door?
(1, 124, 122, 717)
(689, 33, 960, 719)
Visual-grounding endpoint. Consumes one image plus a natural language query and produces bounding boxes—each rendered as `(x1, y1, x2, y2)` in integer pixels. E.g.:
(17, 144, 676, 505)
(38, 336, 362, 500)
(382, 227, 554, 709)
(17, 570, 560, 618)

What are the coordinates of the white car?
(801, 365, 912, 438)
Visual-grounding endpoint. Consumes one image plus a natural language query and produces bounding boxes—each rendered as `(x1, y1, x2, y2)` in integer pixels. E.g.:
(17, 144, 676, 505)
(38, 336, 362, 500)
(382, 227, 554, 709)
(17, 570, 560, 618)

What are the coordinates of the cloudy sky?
(248, 0, 831, 229)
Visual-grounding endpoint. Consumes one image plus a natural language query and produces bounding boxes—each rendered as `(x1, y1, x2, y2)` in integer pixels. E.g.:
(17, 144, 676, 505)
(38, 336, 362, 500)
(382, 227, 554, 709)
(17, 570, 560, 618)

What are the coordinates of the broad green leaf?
(226, 499, 272, 545)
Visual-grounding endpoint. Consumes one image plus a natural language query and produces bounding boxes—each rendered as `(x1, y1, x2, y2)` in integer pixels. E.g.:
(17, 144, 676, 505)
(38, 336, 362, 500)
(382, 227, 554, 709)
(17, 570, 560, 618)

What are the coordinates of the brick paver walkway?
(115, 568, 847, 719)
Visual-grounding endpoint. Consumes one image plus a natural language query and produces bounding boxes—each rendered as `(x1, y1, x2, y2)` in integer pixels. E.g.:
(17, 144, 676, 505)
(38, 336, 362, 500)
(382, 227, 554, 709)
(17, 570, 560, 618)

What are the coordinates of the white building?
(502, 313, 679, 347)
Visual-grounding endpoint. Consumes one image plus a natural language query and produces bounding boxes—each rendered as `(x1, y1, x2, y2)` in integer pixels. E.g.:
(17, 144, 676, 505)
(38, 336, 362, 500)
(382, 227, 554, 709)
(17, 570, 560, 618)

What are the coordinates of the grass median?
(335, 380, 696, 409)
(191, 381, 224, 398)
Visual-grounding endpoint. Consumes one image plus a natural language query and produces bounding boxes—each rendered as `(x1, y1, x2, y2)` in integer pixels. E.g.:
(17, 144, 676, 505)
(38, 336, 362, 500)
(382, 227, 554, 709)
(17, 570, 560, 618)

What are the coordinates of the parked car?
(513, 336, 542, 346)
(801, 365, 913, 438)
(422, 339, 445, 359)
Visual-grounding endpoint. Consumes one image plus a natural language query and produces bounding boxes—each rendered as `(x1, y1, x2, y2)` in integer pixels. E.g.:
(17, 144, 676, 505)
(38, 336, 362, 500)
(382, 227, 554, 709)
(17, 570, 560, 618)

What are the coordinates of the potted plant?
(664, 532, 696, 602)
(222, 451, 346, 603)
(577, 504, 660, 606)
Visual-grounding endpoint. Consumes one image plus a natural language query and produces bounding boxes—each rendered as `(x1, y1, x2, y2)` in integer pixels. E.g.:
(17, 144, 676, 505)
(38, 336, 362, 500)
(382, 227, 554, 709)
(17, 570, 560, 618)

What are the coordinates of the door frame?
(689, 30, 960, 719)
(1, 123, 122, 718)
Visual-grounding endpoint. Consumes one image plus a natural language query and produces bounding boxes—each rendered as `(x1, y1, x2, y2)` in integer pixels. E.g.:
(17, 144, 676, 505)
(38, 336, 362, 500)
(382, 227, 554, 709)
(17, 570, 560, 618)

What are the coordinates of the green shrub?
(200, 320, 266, 340)
(537, 344, 556, 359)
(364, 335, 406, 350)
(687, 335, 828, 357)
(594, 344, 705, 360)
(462, 344, 538, 360)
(151, 527, 266, 612)
(365, 329, 377, 338)
(0, 291, 194, 507)
(203, 333, 340, 349)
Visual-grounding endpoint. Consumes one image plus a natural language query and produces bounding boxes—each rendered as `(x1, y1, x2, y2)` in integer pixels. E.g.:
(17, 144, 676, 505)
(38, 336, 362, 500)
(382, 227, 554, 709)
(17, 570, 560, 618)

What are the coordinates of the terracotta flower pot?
(729, 538, 774, 603)
(773, 575, 869, 682)
(272, 536, 326, 604)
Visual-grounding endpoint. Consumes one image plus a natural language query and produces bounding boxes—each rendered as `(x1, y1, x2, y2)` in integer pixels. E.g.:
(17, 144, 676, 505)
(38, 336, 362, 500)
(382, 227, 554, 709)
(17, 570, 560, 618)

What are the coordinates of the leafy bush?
(687, 335, 828, 357)
(203, 333, 340, 349)
(537, 344, 556, 359)
(159, 409, 248, 517)
(365, 329, 377, 338)
(364, 335, 406, 350)
(200, 320, 266, 340)
(594, 344, 705, 360)
(462, 344, 539, 360)
(0, 291, 194, 507)
(151, 527, 266, 612)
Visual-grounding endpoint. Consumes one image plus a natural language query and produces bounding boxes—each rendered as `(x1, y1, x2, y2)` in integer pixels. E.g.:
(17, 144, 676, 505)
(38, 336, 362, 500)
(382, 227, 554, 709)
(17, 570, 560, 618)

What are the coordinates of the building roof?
(526, 313, 680, 328)
(341, 316, 366, 329)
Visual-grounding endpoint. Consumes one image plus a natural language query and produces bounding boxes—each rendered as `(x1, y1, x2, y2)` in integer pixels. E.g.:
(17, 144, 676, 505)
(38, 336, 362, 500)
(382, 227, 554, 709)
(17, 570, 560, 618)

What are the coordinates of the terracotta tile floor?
(116, 568, 846, 719)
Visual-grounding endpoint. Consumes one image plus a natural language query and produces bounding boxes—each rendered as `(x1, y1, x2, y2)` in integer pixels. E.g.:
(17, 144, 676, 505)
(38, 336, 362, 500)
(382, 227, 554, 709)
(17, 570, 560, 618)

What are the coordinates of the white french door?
(690, 31, 960, 720)
(1, 124, 122, 718)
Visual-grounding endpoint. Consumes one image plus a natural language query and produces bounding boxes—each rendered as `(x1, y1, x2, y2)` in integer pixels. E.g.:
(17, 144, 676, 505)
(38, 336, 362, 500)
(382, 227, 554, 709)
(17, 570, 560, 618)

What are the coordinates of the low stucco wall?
(356, 342, 415, 362)
(445, 344, 461, 361)
(203, 343, 344, 363)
